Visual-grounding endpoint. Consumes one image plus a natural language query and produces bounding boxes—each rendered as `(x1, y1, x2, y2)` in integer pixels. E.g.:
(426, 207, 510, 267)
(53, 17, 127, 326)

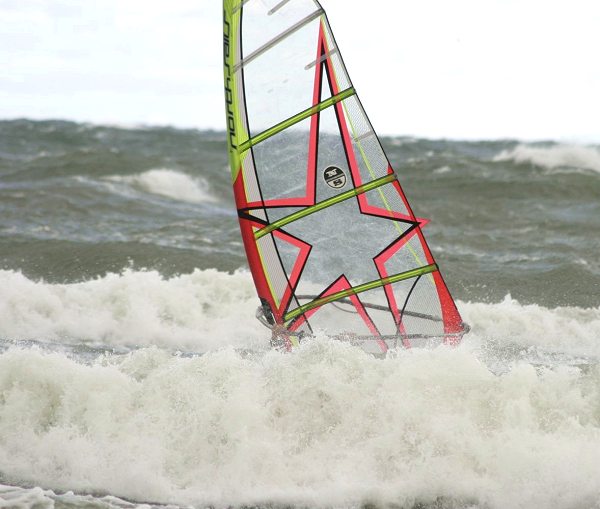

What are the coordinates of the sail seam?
(353, 130, 375, 143)
(254, 173, 396, 239)
(268, 0, 292, 15)
(284, 264, 439, 322)
(239, 87, 355, 153)
(234, 9, 324, 72)
(305, 47, 339, 70)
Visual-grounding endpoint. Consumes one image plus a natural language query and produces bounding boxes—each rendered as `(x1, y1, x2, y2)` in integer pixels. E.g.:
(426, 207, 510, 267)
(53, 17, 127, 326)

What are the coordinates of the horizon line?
(1, 116, 599, 145)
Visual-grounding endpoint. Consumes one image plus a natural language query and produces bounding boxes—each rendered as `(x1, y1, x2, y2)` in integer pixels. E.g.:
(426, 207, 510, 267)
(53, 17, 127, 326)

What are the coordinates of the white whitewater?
(0, 269, 599, 508)
(107, 169, 217, 204)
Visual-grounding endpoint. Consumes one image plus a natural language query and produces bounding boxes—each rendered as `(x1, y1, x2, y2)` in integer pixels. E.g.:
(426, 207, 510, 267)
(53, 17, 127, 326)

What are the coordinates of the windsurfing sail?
(222, 0, 469, 352)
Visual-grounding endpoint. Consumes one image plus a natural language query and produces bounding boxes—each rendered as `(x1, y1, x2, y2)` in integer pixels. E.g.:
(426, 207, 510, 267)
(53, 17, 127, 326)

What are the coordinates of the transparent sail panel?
(363, 184, 414, 222)
(256, 232, 290, 309)
(396, 277, 445, 338)
(288, 286, 399, 340)
(378, 231, 431, 275)
(251, 118, 312, 204)
(242, 17, 323, 135)
(242, 16, 351, 136)
(240, 0, 321, 57)
(240, 151, 264, 204)
(341, 96, 392, 184)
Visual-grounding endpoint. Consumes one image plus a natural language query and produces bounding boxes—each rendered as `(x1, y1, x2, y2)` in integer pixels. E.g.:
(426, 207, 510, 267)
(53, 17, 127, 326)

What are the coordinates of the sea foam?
(0, 269, 600, 508)
(0, 341, 599, 508)
(0, 269, 598, 358)
(108, 169, 217, 204)
(0, 269, 265, 352)
(494, 144, 600, 173)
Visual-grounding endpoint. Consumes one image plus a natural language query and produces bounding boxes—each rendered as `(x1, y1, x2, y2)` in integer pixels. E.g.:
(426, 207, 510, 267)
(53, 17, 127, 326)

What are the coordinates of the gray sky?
(1, 0, 599, 140)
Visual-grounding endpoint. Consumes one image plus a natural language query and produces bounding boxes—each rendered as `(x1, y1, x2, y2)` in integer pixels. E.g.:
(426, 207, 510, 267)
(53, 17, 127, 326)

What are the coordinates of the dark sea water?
(0, 119, 599, 509)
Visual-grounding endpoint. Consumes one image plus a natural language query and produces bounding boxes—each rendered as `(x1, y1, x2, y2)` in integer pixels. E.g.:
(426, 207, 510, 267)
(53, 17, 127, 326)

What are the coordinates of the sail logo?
(323, 166, 347, 189)
(223, 13, 237, 150)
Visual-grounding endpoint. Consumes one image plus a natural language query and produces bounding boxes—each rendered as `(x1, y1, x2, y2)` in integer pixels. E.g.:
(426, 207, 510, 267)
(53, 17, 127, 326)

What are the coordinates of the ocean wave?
(0, 484, 170, 509)
(107, 169, 217, 204)
(1, 268, 600, 508)
(461, 295, 600, 363)
(0, 269, 265, 352)
(0, 341, 599, 508)
(0, 269, 598, 358)
(494, 144, 600, 173)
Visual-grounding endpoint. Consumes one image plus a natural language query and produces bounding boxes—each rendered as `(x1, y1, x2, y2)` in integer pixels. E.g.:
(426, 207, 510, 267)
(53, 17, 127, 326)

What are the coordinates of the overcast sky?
(1, 0, 599, 140)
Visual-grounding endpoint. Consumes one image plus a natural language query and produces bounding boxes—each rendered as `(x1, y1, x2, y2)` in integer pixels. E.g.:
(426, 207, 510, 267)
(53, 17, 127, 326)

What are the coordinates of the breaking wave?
(0, 340, 599, 508)
(1, 269, 598, 359)
(494, 144, 600, 173)
(0, 271, 599, 508)
(108, 169, 217, 204)
(0, 269, 264, 352)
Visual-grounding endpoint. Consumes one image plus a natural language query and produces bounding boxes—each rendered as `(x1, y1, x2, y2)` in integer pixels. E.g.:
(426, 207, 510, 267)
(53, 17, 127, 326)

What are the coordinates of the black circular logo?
(323, 166, 347, 189)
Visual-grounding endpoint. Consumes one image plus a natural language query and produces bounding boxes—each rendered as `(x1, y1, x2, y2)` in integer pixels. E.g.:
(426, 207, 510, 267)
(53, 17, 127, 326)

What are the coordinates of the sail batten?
(254, 174, 397, 239)
(285, 264, 439, 322)
(268, 0, 294, 15)
(233, 9, 324, 72)
(305, 47, 338, 70)
(239, 87, 356, 153)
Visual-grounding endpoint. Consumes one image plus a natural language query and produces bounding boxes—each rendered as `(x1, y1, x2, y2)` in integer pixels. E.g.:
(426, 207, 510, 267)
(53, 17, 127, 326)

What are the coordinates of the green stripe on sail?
(239, 87, 356, 153)
(255, 174, 396, 240)
(284, 264, 438, 322)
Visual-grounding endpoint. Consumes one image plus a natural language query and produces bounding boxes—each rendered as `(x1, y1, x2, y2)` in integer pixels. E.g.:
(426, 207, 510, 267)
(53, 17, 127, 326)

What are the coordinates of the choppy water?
(0, 119, 599, 509)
